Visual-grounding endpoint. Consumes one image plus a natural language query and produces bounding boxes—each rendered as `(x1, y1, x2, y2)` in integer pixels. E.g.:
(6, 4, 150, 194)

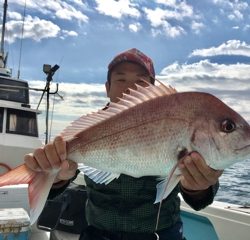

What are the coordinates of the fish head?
(188, 93, 250, 170)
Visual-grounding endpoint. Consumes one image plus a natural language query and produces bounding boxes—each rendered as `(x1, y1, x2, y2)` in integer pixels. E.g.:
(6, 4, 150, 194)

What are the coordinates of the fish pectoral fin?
(154, 171, 181, 204)
(79, 165, 120, 184)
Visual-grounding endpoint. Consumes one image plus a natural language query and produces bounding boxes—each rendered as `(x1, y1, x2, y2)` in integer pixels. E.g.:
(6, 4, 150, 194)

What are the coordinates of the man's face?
(106, 62, 151, 102)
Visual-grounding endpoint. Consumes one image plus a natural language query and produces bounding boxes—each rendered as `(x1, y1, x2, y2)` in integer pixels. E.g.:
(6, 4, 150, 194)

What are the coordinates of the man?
(25, 48, 222, 240)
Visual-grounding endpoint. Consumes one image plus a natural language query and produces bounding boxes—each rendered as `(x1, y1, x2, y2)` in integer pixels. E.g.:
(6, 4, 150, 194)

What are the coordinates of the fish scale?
(68, 94, 190, 177)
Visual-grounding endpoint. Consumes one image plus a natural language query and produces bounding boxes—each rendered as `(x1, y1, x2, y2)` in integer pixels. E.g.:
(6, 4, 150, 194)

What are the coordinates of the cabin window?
(6, 109, 38, 137)
(0, 78, 29, 104)
(0, 108, 3, 132)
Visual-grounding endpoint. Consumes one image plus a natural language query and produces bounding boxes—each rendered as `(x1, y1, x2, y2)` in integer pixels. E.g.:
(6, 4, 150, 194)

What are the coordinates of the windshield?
(0, 78, 29, 104)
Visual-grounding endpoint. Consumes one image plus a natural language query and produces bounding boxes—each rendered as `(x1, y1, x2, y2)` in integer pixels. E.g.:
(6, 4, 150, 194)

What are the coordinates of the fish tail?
(0, 164, 57, 225)
(0, 164, 36, 185)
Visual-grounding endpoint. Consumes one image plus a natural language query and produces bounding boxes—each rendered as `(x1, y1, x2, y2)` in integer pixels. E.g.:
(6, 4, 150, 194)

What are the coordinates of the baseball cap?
(107, 48, 155, 82)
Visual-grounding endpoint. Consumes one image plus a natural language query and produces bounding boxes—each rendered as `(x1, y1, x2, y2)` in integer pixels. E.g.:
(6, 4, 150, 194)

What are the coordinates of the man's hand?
(24, 136, 78, 183)
(179, 152, 223, 191)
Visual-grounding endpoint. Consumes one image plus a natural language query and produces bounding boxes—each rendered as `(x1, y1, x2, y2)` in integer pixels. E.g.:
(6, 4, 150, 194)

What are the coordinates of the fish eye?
(221, 119, 236, 133)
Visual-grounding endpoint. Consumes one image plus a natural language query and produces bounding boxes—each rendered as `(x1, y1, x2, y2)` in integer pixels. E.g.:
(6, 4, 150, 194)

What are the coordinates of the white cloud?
(232, 26, 240, 29)
(213, 0, 249, 21)
(144, 0, 198, 38)
(9, 0, 89, 23)
(4, 0, 89, 43)
(243, 24, 250, 31)
(144, 8, 186, 38)
(7, 11, 22, 20)
(5, 15, 61, 43)
(155, 0, 194, 20)
(144, 7, 167, 28)
(60, 30, 78, 39)
(128, 22, 141, 32)
(160, 59, 250, 81)
(213, 0, 248, 10)
(56, 2, 88, 22)
(159, 60, 250, 123)
(191, 21, 204, 34)
(28, 81, 106, 137)
(163, 23, 185, 38)
(189, 40, 250, 57)
(62, 30, 78, 37)
(156, 0, 177, 8)
(68, 0, 85, 7)
(228, 10, 243, 20)
(144, 3, 194, 27)
(95, 0, 140, 19)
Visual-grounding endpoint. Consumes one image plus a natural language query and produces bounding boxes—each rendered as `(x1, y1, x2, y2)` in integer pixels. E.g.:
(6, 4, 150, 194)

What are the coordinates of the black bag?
(38, 182, 88, 234)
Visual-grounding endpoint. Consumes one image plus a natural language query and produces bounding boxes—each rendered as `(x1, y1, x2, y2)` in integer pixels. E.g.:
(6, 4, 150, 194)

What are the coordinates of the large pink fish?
(0, 82, 250, 224)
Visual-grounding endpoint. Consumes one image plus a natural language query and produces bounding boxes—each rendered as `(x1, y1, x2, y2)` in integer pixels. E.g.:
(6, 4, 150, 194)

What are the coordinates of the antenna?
(37, 64, 60, 144)
(0, 0, 8, 68)
(17, 0, 27, 79)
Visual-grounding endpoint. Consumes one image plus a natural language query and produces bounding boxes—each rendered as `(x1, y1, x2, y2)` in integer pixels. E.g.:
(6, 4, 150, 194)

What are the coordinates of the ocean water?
(215, 159, 250, 206)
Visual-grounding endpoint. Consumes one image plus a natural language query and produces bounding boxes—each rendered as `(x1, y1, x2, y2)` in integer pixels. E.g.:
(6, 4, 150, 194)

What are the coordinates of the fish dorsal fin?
(61, 81, 177, 140)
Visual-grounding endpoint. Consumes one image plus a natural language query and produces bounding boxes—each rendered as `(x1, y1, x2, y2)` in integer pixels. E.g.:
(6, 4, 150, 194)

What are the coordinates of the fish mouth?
(234, 144, 250, 152)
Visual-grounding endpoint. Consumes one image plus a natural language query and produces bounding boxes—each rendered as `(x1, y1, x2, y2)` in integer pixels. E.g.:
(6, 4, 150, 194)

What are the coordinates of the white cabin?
(0, 76, 42, 174)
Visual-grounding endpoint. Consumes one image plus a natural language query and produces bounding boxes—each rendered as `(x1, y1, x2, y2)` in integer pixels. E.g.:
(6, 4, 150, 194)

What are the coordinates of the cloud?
(61, 30, 78, 39)
(144, 8, 186, 38)
(191, 21, 205, 34)
(155, 0, 194, 20)
(5, 15, 61, 43)
(7, 11, 22, 20)
(189, 40, 250, 57)
(143, 0, 200, 38)
(68, 0, 85, 7)
(160, 59, 250, 81)
(95, 0, 140, 19)
(9, 0, 89, 23)
(212, 0, 249, 21)
(144, 8, 167, 28)
(28, 81, 106, 137)
(3, 1, 88, 43)
(228, 10, 244, 21)
(232, 26, 240, 30)
(55, 2, 88, 22)
(243, 24, 250, 31)
(159, 60, 250, 122)
(128, 22, 141, 32)
(5, 14, 80, 43)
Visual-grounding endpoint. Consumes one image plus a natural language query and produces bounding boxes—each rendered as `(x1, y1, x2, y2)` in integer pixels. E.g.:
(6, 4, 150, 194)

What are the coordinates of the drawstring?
(154, 232, 160, 240)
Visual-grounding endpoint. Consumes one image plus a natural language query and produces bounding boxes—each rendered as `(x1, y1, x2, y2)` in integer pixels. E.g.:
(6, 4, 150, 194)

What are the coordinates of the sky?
(1, 0, 250, 137)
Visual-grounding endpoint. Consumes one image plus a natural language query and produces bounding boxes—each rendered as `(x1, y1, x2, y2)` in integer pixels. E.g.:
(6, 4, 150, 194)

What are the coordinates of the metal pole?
(1, 0, 8, 57)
